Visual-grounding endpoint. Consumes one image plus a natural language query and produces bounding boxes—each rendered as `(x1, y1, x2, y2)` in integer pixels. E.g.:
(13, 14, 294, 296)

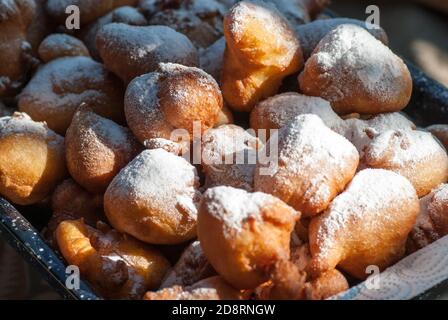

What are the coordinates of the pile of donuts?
(1, 0, 448, 300)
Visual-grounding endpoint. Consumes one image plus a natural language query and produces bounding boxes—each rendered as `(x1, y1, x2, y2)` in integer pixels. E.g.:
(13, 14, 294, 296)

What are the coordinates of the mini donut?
(201, 124, 261, 192)
(46, 0, 138, 26)
(198, 186, 299, 289)
(308, 169, 419, 279)
(361, 130, 448, 197)
(427, 124, 448, 150)
(343, 112, 416, 153)
(199, 37, 225, 82)
(125, 63, 223, 144)
(0, 113, 66, 205)
(148, 9, 222, 48)
(250, 92, 346, 137)
(299, 24, 412, 115)
(65, 107, 142, 194)
(45, 178, 105, 247)
(96, 23, 199, 84)
(254, 114, 359, 217)
(261, 259, 348, 300)
(18, 56, 125, 134)
(144, 276, 247, 300)
(79, 6, 147, 60)
(55, 219, 170, 299)
(38, 33, 90, 63)
(295, 18, 389, 60)
(407, 184, 448, 253)
(0, 0, 37, 97)
(160, 240, 216, 288)
(104, 149, 201, 244)
(221, 0, 303, 112)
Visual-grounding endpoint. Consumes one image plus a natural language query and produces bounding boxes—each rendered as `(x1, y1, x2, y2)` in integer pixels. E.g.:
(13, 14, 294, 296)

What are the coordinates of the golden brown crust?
(0, 113, 66, 205)
(299, 24, 412, 115)
(308, 169, 419, 279)
(65, 107, 142, 193)
(45, 178, 105, 247)
(125, 63, 223, 144)
(18, 56, 125, 134)
(96, 23, 199, 84)
(198, 186, 299, 289)
(254, 115, 359, 217)
(221, 1, 303, 112)
(56, 219, 170, 299)
(361, 130, 448, 197)
(104, 149, 201, 245)
(38, 33, 90, 63)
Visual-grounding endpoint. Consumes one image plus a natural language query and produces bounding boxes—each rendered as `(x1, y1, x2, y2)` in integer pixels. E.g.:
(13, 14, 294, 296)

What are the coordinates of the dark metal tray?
(1, 62, 448, 300)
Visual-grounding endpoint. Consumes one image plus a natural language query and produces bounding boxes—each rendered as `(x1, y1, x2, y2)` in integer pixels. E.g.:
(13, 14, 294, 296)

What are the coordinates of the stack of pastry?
(1, 0, 448, 300)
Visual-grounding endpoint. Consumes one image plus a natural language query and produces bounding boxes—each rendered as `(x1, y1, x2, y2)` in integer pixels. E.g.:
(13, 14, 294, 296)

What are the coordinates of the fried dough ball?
(407, 184, 448, 253)
(254, 115, 359, 217)
(45, 178, 104, 247)
(18, 56, 125, 134)
(427, 124, 448, 150)
(65, 107, 142, 193)
(104, 149, 201, 244)
(343, 112, 416, 153)
(361, 130, 448, 197)
(309, 169, 419, 279)
(79, 6, 147, 60)
(299, 24, 412, 115)
(145, 276, 247, 300)
(125, 63, 223, 144)
(38, 33, 90, 63)
(198, 186, 299, 289)
(0, 113, 66, 205)
(295, 18, 389, 60)
(96, 23, 199, 84)
(0, 0, 36, 97)
(161, 240, 216, 288)
(201, 124, 261, 192)
(221, 0, 303, 112)
(250, 92, 346, 137)
(46, 0, 138, 26)
(55, 219, 170, 299)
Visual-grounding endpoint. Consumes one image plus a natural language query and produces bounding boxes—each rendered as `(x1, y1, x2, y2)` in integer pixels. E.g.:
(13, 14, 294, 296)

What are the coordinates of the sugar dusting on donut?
(364, 130, 444, 167)
(310, 24, 404, 103)
(107, 149, 200, 221)
(202, 186, 288, 232)
(252, 92, 346, 134)
(0, 112, 61, 146)
(315, 169, 417, 257)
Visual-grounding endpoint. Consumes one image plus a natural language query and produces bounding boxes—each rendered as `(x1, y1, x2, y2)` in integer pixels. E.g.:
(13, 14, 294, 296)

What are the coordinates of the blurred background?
(0, 0, 447, 299)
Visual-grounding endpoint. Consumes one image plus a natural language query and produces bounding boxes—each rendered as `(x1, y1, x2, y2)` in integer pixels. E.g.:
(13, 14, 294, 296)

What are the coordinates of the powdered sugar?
(315, 169, 418, 258)
(201, 186, 282, 232)
(107, 149, 200, 222)
(251, 92, 346, 134)
(364, 129, 443, 167)
(301, 24, 406, 106)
